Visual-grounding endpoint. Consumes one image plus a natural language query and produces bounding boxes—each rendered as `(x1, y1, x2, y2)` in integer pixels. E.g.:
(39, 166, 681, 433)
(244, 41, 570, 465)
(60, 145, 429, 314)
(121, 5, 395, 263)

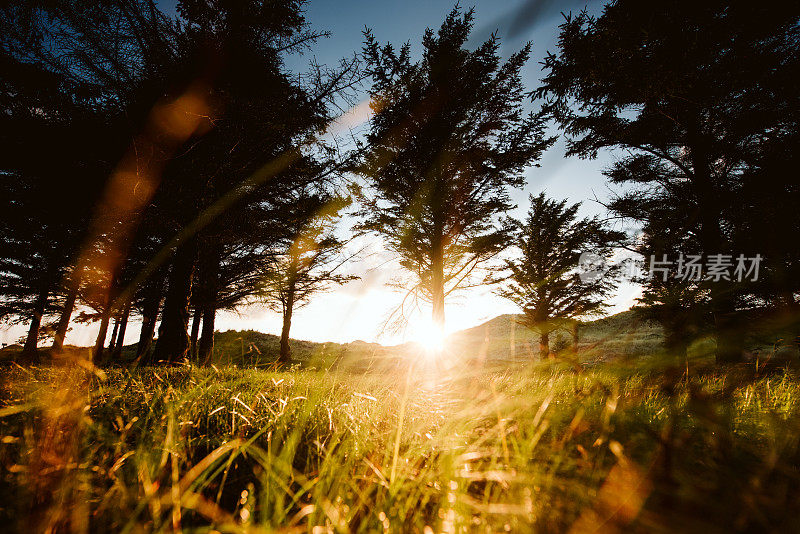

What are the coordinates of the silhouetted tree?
(498, 193, 622, 358)
(357, 7, 554, 335)
(0, 29, 112, 357)
(1, 0, 180, 360)
(2, 0, 362, 366)
(145, 0, 360, 364)
(258, 190, 357, 363)
(625, 211, 712, 359)
(134, 273, 166, 363)
(536, 0, 800, 362)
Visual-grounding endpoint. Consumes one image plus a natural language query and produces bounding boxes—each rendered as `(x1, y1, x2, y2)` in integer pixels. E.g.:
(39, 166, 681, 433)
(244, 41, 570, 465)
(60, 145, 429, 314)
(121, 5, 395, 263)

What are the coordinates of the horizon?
(3, 307, 636, 350)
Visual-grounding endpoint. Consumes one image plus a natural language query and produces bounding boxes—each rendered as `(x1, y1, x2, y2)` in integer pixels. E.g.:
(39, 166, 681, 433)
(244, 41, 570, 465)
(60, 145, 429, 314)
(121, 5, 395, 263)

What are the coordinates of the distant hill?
(0, 310, 666, 367)
(209, 329, 398, 368)
(207, 310, 665, 366)
(447, 310, 664, 362)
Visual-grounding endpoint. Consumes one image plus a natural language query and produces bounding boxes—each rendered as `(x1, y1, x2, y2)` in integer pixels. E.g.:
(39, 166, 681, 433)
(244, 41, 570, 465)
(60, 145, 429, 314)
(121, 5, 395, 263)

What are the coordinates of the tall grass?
(1, 356, 800, 533)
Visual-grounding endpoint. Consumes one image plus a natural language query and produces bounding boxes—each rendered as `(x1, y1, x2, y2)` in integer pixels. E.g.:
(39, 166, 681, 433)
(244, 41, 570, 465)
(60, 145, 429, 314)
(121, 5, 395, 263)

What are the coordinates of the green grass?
(2, 355, 800, 533)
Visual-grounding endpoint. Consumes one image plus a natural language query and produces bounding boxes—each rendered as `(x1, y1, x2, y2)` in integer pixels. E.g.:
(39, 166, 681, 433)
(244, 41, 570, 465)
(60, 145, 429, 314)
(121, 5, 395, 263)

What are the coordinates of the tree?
(0, 28, 111, 358)
(357, 7, 554, 336)
(1, 0, 187, 362)
(258, 190, 357, 363)
(625, 209, 712, 359)
(498, 193, 622, 358)
(536, 1, 800, 362)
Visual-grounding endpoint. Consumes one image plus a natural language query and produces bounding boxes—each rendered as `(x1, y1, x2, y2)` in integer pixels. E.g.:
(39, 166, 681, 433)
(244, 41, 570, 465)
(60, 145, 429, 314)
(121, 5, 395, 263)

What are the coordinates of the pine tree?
(1, 0, 360, 364)
(258, 190, 357, 363)
(145, 0, 359, 364)
(357, 7, 554, 335)
(0, 27, 111, 358)
(498, 193, 622, 358)
(536, 1, 800, 362)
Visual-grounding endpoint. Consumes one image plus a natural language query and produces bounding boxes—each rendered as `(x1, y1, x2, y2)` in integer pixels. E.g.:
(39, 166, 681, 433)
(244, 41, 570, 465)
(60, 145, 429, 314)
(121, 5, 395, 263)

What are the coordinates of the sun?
(415, 320, 446, 354)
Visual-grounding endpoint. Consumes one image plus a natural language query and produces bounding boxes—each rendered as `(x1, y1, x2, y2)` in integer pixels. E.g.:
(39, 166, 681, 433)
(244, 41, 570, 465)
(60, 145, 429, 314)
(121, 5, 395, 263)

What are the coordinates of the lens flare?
(415, 321, 446, 355)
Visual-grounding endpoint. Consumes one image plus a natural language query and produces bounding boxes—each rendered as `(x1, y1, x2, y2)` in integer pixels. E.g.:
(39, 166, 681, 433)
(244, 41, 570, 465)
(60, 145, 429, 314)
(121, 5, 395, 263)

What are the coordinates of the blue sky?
(1, 0, 644, 349)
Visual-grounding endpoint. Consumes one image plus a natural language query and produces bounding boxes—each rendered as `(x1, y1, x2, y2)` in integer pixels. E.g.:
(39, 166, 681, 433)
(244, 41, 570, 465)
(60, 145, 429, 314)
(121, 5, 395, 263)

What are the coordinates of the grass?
(1, 354, 800, 533)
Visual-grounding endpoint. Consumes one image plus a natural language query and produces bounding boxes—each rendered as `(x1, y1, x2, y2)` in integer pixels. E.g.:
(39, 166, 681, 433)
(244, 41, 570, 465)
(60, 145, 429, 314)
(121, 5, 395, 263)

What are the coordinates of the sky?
(1, 0, 643, 349)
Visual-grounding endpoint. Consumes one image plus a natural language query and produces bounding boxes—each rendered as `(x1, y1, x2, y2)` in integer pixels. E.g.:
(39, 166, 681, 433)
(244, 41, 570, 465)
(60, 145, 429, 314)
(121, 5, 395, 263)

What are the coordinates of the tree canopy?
(357, 7, 555, 333)
(498, 193, 622, 357)
(537, 0, 800, 362)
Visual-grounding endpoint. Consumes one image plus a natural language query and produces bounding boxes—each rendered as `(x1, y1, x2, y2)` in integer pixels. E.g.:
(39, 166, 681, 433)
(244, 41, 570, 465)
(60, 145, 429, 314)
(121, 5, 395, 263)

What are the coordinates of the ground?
(1, 355, 800, 533)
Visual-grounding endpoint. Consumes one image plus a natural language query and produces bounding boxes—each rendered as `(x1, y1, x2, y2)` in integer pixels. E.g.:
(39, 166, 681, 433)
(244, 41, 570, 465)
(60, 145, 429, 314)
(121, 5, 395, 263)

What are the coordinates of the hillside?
(447, 309, 664, 362)
(204, 310, 666, 366)
(0, 310, 665, 367)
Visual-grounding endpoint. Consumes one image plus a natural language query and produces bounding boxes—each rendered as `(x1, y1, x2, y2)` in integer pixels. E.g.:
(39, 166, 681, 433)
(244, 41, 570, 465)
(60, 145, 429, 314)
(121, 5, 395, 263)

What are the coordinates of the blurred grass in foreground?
(1, 358, 799, 533)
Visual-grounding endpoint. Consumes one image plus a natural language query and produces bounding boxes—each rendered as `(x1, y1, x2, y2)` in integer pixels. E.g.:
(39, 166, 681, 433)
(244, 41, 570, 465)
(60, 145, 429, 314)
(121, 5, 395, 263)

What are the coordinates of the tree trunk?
(538, 331, 550, 360)
(196, 242, 220, 365)
(431, 241, 445, 331)
(714, 305, 744, 364)
(108, 314, 120, 352)
(664, 324, 689, 362)
(571, 321, 579, 353)
(93, 304, 111, 366)
(279, 289, 295, 364)
(113, 303, 131, 359)
(22, 288, 48, 358)
(708, 279, 742, 363)
(688, 130, 742, 363)
(198, 301, 216, 366)
(153, 242, 196, 364)
(189, 306, 201, 359)
(136, 293, 162, 364)
(52, 283, 78, 352)
(782, 293, 800, 347)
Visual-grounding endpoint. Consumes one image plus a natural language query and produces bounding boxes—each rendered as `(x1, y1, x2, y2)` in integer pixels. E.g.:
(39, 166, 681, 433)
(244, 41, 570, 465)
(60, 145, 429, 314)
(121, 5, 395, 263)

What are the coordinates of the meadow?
(2, 354, 799, 533)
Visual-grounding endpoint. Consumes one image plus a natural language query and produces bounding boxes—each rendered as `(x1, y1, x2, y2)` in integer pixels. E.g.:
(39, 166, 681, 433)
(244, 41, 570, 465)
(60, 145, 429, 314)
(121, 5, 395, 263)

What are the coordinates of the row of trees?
(0, 0, 361, 364)
(0, 3, 562, 365)
(2, 1, 799, 365)
(492, 1, 800, 363)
